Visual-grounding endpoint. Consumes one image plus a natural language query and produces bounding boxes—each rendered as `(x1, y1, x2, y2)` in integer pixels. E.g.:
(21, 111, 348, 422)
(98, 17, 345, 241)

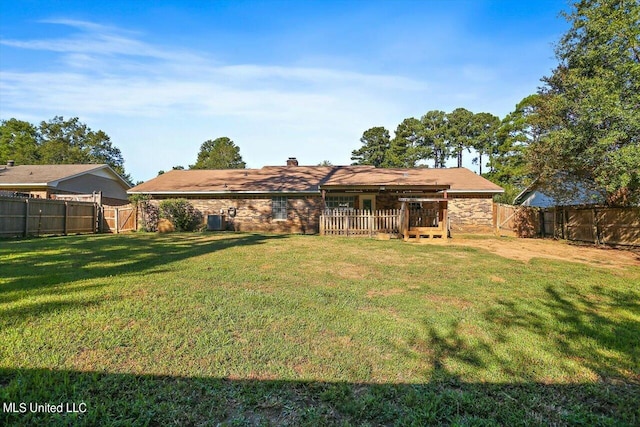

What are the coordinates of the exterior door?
(360, 195, 375, 211)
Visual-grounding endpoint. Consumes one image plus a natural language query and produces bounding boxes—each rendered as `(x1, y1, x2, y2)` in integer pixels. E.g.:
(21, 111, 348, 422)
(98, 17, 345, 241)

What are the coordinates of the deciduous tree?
(487, 95, 544, 202)
(532, 0, 640, 205)
(190, 137, 246, 169)
(0, 118, 40, 165)
(0, 116, 131, 184)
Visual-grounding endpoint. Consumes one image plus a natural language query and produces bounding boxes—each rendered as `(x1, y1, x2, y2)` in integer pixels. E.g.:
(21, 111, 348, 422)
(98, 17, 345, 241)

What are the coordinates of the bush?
(158, 199, 202, 231)
(129, 194, 159, 232)
(140, 202, 160, 232)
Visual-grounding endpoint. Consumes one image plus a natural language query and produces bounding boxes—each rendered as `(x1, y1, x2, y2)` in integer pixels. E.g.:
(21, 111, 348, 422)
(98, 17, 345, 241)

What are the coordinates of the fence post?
(369, 210, 373, 237)
(346, 213, 349, 237)
(319, 213, 325, 235)
(115, 208, 120, 234)
(93, 203, 98, 234)
(63, 201, 68, 235)
(24, 198, 29, 237)
(539, 208, 545, 237)
(592, 208, 600, 244)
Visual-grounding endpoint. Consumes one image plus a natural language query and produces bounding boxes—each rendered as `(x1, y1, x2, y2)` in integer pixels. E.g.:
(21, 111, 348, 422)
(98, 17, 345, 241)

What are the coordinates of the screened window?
(325, 196, 355, 211)
(404, 196, 423, 209)
(272, 196, 288, 220)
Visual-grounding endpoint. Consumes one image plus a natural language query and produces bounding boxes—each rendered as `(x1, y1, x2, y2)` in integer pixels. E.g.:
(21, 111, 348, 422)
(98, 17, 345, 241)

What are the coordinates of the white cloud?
(0, 18, 544, 180)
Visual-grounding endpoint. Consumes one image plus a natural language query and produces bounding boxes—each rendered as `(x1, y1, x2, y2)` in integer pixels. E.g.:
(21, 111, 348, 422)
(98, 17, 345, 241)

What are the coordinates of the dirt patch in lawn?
(367, 288, 405, 298)
(425, 294, 474, 310)
(448, 237, 640, 268)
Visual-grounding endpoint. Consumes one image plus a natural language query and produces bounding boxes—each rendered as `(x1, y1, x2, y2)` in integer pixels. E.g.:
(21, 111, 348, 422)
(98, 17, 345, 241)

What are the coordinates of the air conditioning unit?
(207, 214, 226, 231)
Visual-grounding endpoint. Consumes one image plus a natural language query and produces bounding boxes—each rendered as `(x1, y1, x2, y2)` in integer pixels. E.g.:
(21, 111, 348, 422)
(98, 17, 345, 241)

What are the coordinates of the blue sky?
(0, 0, 570, 182)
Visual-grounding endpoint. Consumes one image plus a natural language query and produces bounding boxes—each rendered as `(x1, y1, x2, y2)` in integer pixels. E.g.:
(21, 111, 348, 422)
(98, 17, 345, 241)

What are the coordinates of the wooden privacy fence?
(494, 203, 540, 238)
(494, 203, 640, 246)
(0, 196, 98, 237)
(320, 209, 400, 236)
(102, 204, 137, 233)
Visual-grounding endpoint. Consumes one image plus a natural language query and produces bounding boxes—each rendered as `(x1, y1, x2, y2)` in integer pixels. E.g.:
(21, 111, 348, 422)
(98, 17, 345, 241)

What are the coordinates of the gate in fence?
(102, 205, 137, 233)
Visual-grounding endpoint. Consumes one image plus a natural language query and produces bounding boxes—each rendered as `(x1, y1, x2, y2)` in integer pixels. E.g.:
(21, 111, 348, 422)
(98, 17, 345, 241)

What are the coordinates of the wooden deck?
(398, 197, 449, 242)
(403, 225, 447, 241)
(319, 201, 450, 242)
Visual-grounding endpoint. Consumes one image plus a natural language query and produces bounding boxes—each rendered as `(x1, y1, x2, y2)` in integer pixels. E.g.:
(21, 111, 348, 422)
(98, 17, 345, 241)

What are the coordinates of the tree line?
(351, 0, 639, 206)
(0, 116, 132, 184)
(0, 117, 247, 183)
(351, 108, 499, 174)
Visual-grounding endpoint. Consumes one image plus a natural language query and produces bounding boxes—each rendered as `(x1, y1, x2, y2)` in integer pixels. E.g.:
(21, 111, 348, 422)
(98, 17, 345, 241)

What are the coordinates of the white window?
(325, 196, 355, 211)
(272, 196, 288, 220)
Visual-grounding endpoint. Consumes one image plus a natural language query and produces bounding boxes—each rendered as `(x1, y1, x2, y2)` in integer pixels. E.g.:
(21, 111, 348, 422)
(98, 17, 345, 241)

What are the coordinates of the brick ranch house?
(128, 159, 503, 234)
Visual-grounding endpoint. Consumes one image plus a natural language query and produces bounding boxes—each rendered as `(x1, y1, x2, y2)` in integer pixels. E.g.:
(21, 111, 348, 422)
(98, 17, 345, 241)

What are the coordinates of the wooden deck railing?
(319, 209, 401, 236)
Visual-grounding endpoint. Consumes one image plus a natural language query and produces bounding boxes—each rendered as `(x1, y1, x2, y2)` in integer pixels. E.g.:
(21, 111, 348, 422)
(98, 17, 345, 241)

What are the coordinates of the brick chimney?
(7, 160, 15, 167)
(286, 157, 299, 166)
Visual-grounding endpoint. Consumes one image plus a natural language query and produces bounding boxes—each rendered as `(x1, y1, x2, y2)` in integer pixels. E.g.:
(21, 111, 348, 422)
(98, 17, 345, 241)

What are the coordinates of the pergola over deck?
(398, 195, 448, 241)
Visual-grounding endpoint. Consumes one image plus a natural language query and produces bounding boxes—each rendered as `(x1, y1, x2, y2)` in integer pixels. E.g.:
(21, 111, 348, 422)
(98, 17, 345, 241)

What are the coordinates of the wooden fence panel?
(566, 208, 596, 243)
(597, 207, 640, 246)
(102, 207, 116, 232)
(543, 210, 555, 236)
(494, 203, 639, 247)
(494, 203, 536, 237)
(26, 199, 66, 235)
(67, 203, 96, 233)
(494, 203, 515, 236)
(0, 196, 97, 237)
(0, 197, 27, 236)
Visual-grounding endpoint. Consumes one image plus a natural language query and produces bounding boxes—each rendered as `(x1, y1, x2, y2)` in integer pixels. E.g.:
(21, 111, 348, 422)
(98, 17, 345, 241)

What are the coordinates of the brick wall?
(151, 195, 323, 234)
(448, 196, 494, 233)
(145, 194, 495, 234)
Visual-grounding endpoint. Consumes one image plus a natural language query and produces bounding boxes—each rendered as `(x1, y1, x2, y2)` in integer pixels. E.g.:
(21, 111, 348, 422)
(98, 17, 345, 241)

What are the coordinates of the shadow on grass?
(0, 232, 286, 300)
(482, 285, 640, 382)
(1, 368, 638, 426)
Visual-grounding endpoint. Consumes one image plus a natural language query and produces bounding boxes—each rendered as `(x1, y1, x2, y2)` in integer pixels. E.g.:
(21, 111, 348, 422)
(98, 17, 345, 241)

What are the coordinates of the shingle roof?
(129, 166, 503, 194)
(323, 167, 503, 191)
(0, 164, 108, 185)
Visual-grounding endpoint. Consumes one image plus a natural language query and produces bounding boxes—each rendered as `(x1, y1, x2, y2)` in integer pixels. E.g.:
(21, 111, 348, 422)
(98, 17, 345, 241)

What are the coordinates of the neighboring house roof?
(128, 166, 503, 195)
(514, 178, 604, 207)
(0, 164, 130, 187)
(0, 164, 131, 202)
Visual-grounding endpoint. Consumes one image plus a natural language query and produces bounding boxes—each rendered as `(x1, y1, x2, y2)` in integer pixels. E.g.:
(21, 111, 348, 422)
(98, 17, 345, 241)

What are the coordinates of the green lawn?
(1, 233, 639, 426)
